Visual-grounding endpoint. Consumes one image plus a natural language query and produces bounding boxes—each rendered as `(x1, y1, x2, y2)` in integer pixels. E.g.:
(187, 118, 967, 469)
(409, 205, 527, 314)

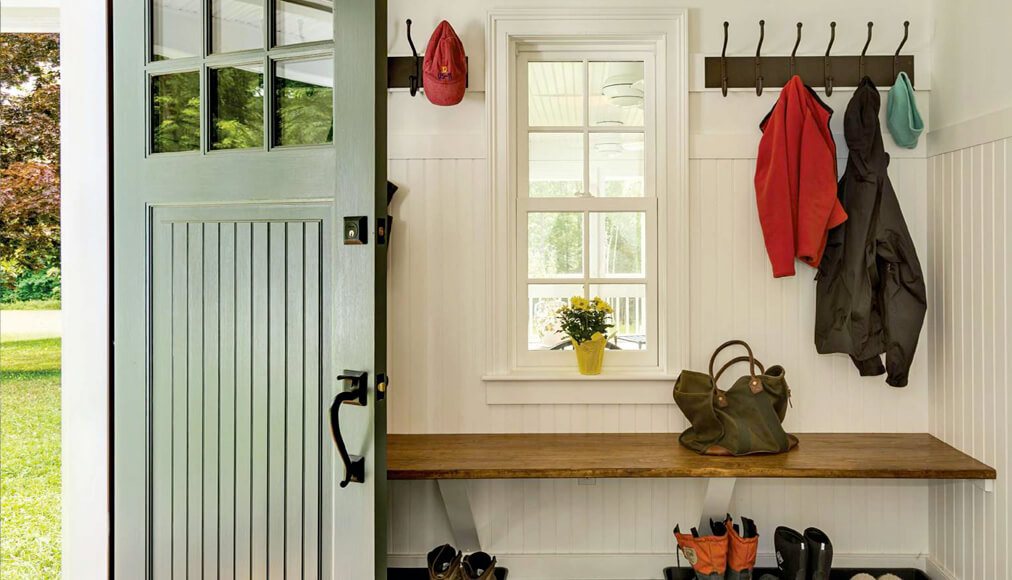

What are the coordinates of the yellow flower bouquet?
(556, 296, 614, 374)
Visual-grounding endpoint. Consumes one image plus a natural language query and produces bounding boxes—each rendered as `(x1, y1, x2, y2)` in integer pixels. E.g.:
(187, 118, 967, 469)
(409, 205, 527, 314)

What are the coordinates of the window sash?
(514, 48, 660, 370)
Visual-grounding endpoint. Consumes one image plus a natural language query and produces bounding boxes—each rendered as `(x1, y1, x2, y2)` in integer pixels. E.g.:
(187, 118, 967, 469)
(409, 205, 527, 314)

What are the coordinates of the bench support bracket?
(437, 480, 482, 552)
(698, 477, 737, 533)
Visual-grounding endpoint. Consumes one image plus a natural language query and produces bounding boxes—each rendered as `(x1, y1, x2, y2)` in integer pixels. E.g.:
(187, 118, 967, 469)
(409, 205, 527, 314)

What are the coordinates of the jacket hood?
(844, 77, 888, 177)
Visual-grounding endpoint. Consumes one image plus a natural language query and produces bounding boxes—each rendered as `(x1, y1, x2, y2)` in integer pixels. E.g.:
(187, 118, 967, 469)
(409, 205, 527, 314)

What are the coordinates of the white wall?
(386, 1, 935, 577)
(926, 1, 1012, 578)
(929, 0, 1012, 131)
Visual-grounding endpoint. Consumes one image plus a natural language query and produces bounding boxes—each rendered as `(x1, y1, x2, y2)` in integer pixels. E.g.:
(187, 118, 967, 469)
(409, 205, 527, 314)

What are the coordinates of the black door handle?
(330, 370, 367, 487)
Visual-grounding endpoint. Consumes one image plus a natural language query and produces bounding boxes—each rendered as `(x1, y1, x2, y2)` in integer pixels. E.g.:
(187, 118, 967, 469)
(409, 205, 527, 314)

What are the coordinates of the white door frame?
(60, 1, 112, 577)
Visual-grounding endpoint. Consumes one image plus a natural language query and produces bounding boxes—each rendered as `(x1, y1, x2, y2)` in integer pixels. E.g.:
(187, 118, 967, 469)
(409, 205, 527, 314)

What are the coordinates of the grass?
(0, 300, 61, 311)
(1, 337, 61, 579)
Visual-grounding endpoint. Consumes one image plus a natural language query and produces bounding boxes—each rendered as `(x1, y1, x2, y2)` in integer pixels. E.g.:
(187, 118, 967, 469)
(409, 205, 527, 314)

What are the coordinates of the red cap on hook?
(423, 21, 467, 106)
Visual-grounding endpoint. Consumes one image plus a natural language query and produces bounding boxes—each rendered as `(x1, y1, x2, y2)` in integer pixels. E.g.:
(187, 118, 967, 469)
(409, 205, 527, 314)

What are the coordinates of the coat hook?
(406, 19, 421, 97)
(754, 19, 765, 96)
(721, 21, 729, 97)
(860, 21, 873, 78)
(824, 22, 836, 96)
(790, 22, 803, 78)
(893, 20, 909, 79)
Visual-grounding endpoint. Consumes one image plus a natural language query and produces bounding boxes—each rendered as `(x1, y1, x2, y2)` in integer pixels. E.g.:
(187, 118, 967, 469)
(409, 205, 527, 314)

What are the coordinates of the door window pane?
(276, 0, 333, 46)
(152, 0, 202, 60)
(590, 61, 644, 127)
(211, 66, 264, 150)
(212, 0, 264, 53)
(528, 212, 583, 278)
(528, 62, 583, 127)
(529, 133, 583, 198)
(274, 58, 333, 146)
(527, 284, 583, 350)
(152, 72, 200, 153)
(589, 284, 646, 350)
(590, 133, 644, 197)
(589, 212, 645, 278)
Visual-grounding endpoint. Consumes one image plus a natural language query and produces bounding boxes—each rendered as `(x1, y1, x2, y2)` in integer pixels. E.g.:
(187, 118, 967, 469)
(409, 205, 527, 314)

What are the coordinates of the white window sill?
(483, 372, 677, 405)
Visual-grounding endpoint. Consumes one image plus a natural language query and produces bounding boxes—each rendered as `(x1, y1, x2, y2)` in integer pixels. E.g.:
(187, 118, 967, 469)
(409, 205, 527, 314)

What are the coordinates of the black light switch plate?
(343, 216, 368, 245)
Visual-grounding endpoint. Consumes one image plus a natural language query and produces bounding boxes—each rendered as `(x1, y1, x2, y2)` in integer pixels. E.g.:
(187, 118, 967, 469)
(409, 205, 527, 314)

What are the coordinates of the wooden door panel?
(149, 205, 331, 579)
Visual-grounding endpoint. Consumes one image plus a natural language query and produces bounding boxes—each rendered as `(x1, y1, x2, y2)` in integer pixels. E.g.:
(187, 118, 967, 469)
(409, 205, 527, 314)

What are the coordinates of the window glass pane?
(275, 58, 333, 146)
(590, 212, 645, 278)
(590, 133, 644, 197)
(152, 0, 202, 61)
(276, 0, 333, 46)
(212, 0, 264, 53)
(151, 72, 200, 153)
(211, 66, 264, 150)
(589, 62, 644, 127)
(528, 62, 583, 127)
(528, 212, 583, 278)
(589, 284, 646, 350)
(529, 133, 583, 198)
(527, 284, 583, 350)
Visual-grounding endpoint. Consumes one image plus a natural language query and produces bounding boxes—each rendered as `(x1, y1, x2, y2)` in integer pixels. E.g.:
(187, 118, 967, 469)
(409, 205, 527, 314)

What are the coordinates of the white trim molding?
(60, 0, 110, 577)
(484, 8, 689, 392)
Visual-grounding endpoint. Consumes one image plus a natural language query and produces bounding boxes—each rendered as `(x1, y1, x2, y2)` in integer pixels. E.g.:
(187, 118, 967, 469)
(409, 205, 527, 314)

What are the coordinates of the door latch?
(330, 370, 367, 487)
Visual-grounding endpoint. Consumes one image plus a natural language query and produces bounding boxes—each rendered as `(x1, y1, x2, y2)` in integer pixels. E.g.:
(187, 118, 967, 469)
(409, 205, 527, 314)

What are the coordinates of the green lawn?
(1, 337, 61, 578)
(0, 300, 61, 311)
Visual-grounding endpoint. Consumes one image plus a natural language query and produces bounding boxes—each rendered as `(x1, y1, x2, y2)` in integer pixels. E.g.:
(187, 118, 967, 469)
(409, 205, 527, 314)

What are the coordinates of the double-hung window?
(487, 10, 687, 382)
(519, 53, 657, 369)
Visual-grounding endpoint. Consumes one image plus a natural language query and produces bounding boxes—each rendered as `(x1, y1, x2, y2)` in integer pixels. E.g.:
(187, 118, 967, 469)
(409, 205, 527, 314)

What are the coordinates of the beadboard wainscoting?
(926, 134, 1011, 580)
(385, 124, 932, 575)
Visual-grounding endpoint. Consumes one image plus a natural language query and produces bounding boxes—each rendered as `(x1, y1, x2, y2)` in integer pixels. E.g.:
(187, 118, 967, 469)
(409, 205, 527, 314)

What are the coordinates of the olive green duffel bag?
(673, 340, 797, 456)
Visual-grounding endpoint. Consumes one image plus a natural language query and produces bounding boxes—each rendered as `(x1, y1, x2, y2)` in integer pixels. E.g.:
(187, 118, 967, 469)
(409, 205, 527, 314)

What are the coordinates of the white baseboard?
(926, 557, 960, 580)
(388, 552, 927, 580)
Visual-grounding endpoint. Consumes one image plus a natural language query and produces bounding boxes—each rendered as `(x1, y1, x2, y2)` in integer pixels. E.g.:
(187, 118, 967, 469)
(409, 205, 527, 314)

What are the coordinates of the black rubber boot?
(803, 527, 833, 580)
(773, 527, 806, 580)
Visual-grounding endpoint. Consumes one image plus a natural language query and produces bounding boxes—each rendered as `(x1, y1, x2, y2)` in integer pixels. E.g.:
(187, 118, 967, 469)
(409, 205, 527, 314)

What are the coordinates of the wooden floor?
(387, 432, 996, 480)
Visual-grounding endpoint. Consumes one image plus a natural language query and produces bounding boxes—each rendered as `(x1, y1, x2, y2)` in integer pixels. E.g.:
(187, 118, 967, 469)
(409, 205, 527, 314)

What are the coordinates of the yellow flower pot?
(572, 334, 606, 375)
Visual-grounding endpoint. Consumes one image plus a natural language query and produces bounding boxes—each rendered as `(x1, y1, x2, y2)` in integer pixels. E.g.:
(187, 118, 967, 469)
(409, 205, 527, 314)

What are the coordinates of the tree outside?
(0, 32, 63, 579)
(1, 33, 61, 304)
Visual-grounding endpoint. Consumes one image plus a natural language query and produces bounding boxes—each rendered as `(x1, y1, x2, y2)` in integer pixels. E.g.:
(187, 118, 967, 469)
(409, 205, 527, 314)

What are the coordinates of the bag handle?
(708, 340, 759, 381)
(708, 340, 764, 398)
(713, 356, 766, 384)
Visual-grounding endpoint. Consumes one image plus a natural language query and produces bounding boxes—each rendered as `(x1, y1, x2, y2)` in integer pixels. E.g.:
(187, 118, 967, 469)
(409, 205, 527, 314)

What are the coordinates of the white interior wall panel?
(927, 138, 1011, 580)
(385, 147, 930, 568)
(384, 1, 936, 573)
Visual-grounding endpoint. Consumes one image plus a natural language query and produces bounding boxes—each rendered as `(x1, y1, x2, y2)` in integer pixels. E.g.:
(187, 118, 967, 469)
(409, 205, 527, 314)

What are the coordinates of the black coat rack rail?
(387, 19, 468, 94)
(705, 20, 912, 96)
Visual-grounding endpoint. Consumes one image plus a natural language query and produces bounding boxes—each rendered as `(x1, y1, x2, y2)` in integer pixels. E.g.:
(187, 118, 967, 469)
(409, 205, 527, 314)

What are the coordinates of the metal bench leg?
(698, 477, 737, 534)
(437, 480, 481, 552)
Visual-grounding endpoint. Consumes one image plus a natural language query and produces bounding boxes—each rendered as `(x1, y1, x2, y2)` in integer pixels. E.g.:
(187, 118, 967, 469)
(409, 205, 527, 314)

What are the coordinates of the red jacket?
(755, 76, 847, 278)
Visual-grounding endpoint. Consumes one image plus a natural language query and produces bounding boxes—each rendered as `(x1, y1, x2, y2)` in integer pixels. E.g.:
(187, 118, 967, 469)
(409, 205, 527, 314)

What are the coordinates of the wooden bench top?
(387, 433, 996, 480)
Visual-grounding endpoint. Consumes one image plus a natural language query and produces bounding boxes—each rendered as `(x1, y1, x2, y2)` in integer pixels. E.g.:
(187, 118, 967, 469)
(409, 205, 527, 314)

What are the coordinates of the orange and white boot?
(725, 515, 759, 580)
(673, 523, 729, 580)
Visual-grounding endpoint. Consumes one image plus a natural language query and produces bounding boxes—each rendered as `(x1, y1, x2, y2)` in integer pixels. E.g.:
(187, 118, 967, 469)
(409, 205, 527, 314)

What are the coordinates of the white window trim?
(484, 8, 688, 397)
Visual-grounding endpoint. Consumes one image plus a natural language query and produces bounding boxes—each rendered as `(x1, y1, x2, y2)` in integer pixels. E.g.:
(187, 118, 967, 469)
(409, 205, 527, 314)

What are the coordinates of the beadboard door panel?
(150, 210, 329, 579)
(927, 138, 1011, 580)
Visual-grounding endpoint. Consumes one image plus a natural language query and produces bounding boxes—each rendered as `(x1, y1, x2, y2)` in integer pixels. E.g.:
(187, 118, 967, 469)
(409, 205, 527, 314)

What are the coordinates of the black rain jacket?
(815, 77, 926, 387)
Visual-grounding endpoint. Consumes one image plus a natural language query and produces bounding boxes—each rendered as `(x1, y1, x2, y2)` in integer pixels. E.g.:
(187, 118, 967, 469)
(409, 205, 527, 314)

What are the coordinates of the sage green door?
(112, 1, 387, 578)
